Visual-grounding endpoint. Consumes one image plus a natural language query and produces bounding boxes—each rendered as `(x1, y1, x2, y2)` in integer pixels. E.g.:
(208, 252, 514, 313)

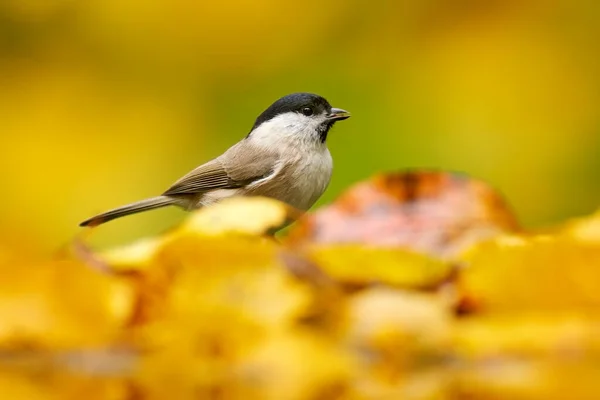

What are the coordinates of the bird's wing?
(162, 142, 279, 196)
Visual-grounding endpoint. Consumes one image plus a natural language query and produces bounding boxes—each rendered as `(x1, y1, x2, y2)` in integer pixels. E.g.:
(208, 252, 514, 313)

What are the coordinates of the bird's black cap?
(250, 93, 333, 131)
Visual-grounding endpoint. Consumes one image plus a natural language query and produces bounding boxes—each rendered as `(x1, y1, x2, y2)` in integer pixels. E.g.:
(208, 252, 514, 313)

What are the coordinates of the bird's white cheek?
(249, 112, 321, 146)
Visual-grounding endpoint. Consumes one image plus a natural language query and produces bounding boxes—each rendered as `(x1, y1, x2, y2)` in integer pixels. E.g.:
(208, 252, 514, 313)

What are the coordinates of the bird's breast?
(245, 148, 333, 211)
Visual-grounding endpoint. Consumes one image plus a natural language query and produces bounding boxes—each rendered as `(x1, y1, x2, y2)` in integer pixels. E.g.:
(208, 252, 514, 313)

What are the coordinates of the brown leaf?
(288, 171, 520, 259)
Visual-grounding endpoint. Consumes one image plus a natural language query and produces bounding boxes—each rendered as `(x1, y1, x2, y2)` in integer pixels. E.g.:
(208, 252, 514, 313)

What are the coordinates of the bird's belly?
(284, 173, 330, 211)
(190, 188, 240, 209)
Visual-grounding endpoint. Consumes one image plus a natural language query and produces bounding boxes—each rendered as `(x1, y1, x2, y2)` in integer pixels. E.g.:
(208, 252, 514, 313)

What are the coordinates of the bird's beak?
(326, 108, 351, 121)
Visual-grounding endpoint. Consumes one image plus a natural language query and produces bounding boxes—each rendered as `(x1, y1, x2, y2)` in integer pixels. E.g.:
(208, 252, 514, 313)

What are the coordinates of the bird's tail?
(79, 196, 177, 227)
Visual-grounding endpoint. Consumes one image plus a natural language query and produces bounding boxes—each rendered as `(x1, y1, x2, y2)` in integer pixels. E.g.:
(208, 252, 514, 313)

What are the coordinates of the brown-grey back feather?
(162, 160, 231, 196)
(162, 142, 280, 196)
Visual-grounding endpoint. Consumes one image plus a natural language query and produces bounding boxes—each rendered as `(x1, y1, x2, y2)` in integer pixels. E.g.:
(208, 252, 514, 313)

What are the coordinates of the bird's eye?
(301, 107, 314, 116)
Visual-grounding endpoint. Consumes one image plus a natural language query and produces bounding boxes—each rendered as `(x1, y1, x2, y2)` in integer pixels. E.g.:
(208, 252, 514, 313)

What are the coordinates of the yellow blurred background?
(1, 0, 599, 254)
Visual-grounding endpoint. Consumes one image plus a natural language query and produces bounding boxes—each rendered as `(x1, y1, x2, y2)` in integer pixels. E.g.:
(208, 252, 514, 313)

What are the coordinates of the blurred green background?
(1, 0, 599, 254)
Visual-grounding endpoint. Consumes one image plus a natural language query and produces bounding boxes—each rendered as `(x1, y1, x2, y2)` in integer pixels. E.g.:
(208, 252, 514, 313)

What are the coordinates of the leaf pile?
(1, 171, 600, 400)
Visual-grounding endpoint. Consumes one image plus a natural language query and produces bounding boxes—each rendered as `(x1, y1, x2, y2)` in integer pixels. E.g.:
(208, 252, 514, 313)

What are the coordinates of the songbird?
(80, 92, 351, 227)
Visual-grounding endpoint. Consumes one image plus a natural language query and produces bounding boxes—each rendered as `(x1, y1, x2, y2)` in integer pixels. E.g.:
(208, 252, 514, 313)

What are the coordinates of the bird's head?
(247, 92, 350, 145)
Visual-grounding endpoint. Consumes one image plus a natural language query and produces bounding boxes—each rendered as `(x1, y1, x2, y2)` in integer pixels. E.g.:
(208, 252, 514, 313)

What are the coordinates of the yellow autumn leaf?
(304, 246, 452, 288)
(453, 312, 600, 358)
(234, 331, 353, 400)
(96, 196, 294, 273)
(151, 236, 310, 332)
(0, 258, 133, 349)
(178, 196, 297, 237)
(344, 287, 452, 356)
(454, 360, 600, 400)
(563, 208, 600, 244)
(0, 369, 128, 400)
(99, 236, 163, 272)
(459, 234, 600, 312)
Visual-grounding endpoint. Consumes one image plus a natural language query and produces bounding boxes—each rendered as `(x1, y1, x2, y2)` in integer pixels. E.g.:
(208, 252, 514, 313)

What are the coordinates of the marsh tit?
(80, 92, 351, 227)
